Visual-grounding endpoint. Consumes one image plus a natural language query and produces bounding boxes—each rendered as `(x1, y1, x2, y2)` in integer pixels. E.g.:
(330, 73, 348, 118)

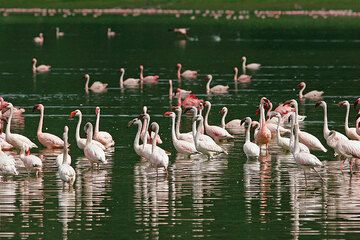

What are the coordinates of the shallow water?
(0, 17, 360, 239)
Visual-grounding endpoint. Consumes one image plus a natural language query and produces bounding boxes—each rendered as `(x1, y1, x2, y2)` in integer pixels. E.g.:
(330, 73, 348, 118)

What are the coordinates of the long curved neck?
(192, 119, 197, 139)
(95, 111, 100, 134)
(321, 105, 330, 137)
(259, 105, 266, 129)
(294, 124, 300, 154)
(206, 79, 211, 93)
(175, 110, 181, 138)
(245, 122, 251, 142)
(134, 122, 142, 150)
(234, 68, 238, 81)
(85, 77, 89, 91)
(37, 108, 44, 134)
(32, 62, 36, 72)
(242, 58, 246, 69)
(151, 127, 158, 153)
(86, 127, 93, 145)
(119, 71, 124, 88)
(75, 114, 82, 143)
(6, 107, 13, 135)
(289, 119, 294, 149)
(177, 66, 181, 80)
(63, 133, 69, 164)
(204, 104, 211, 128)
(142, 115, 149, 138)
(221, 110, 227, 128)
(344, 104, 350, 131)
(195, 119, 203, 144)
(140, 67, 144, 80)
(299, 85, 305, 99)
(170, 116, 177, 144)
(169, 80, 173, 100)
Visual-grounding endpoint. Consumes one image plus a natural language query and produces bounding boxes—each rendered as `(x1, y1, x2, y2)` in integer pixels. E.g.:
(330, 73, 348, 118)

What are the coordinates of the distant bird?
(84, 74, 108, 93)
(242, 56, 261, 71)
(128, 117, 152, 160)
(55, 126, 72, 167)
(32, 58, 51, 73)
(56, 27, 64, 38)
(241, 117, 260, 158)
(176, 63, 198, 80)
(33, 33, 44, 45)
(119, 68, 140, 88)
(170, 28, 189, 36)
(233, 67, 251, 83)
(298, 82, 324, 101)
(107, 28, 116, 38)
(139, 65, 159, 84)
(58, 126, 76, 190)
(205, 75, 229, 94)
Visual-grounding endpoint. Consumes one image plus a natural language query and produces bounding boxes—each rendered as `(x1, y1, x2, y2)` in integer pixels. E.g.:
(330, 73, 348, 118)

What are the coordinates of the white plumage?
(84, 122, 107, 166)
(58, 126, 76, 189)
(241, 117, 260, 158)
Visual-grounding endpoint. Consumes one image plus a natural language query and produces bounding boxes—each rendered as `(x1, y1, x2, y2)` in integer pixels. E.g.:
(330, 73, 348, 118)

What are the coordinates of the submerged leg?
(350, 158, 354, 174)
(303, 169, 307, 188)
(312, 167, 324, 183)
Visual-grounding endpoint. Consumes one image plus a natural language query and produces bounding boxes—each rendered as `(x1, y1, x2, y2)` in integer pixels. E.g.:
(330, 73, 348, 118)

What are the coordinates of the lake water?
(0, 16, 360, 239)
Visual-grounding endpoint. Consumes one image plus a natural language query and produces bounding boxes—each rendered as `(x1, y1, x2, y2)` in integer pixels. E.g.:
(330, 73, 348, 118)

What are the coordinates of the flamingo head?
(337, 101, 348, 107)
(297, 82, 305, 89)
(143, 106, 148, 114)
(0, 101, 9, 110)
(163, 111, 175, 118)
(119, 68, 125, 73)
(84, 122, 92, 133)
(32, 58, 37, 63)
(354, 98, 360, 109)
(128, 118, 139, 127)
(204, 75, 212, 81)
(39, 33, 43, 37)
(220, 107, 227, 114)
(176, 63, 182, 69)
(251, 120, 259, 129)
(315, 101, 325, 108)
(255, 107, 260, 115)
(234, 67, 238, 72)
(83, 74, 90, 81)
(283, 99, 297, 108)
(204, 101, 210, 107)
(268, 111, 280, 119)
(95, 106, 100, 115)
(240, 117, 251, 127)
(32, 104, 44, 112)
(69, 110, 80, 119)
(140, 65, 144, 69)
(150, 122, 159, 132)
(242, 56, 246, 61)
(173, 106, 182, 112)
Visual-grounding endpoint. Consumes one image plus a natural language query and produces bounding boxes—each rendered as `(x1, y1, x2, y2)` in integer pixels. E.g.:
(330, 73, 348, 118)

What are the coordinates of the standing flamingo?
(233, 67, 251, 82)
(68, 110, 105, 150)
(256, 102, 271, 151)
(19, 144, 43, 176)
(5, 103, 38, 150)
(128, 118, 152, 160)
(33, 33, 44, 45)
(84, 122, 107, 167)
(204, 101, 234, 142)
(140, 65, 159, 84)
(205, 75, 229, 94)
(84, 74, 108, 93)
(298, 82, 324, 101)
(56, 27, 64, 38)
(241, 117, 260, 158)
(32, 58, 51, 73)
(149, 122, 169, 176)
(107, 28, 116, 37)
(220, 106, 244, 134)
(173, 106, 194, 143)
(119, 68, 140, 88)
(33, 104, 65, 149)
(176, 63, 198, 80)
(58, 126, 76, 190)
(55, 126, 72, 167)
(242, 56, 261, 71)
(94, 107, 115, 148)
(0, 145, 18, 177)
(140, 106, 162, 145)
(338, 100, 360, 140)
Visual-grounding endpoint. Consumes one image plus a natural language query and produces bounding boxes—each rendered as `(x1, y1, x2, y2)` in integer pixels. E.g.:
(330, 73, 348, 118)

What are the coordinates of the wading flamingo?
(149, 122, 169, 176)
(298, 82, 323, 101)
(32, 58, 51, 73)
(56, 27, 64, 38)
(220, 106, 244, 135)
(58, 126, 76, 190)
(0, 145, 18, 177)
(233, 67, 251, 82)
(140, 106, 163, 145)
(256, 102, 271, 151)
(174, 106, 194, 143)
(178, 93, 203, 109)
(84, 74, 108, 93)
(55, 126, 72, 167)
(242, 56, 261, 71)
(241, 117, 260, 158)
(338, 100, 360, 140)
(68, 110, 105, 150)
(140, 65, 159, 84)
(176, 63, 198, 80)
(107, 28, 115, 38)
(33, 33, 44, 45)
(128, 118, 152, 160)
(94, 107, 115, 148)
(119, 68, 140, 88)
(84, 122, 107, 167)
(205, 75, 229, 94)
(33, 104, 65, 149)
(20, 144, 43, 176)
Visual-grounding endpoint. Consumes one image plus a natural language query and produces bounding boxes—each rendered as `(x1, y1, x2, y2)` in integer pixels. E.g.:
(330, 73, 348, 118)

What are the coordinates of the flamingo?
(176, 63, 198, 80)
(128, 118, 152, 160)
(192, 115, 227, 159)
(58, 126, 76, 190)
(33, 33, 44, 45)
(119, 68, 140, 88)
(233, 67, 251, 82)
(0, 145, 18, 177)
(84, 74, 108, 93)
(338, 100, 360, 140)
(284, 99, 327, 152)
(256, 102, 271, 151)
(148, 122, 169, 176)
(164, 112, 198, 155)
(68, 109, 105, 150)
(33, 104, 65, 149)
(298, 82, 324, 101)
(205, 74, 229, 94)
(140, 65, 159, 84)
(173, 106, 194, 143)
(252, 120, 260, 141)
(0, 97, 25, 116)
(83, 122, 107, 167)
(171, 84, 191, 100)
(241, 117, 260, 158)
(55, 126, 72, 167)
(292, 122, 324, 185)
(242, 56, 261, 71)
(107, 28, 115, 38)
(56, 27, 64, 38)
(19, 144, 43, 176)
(5, 103, 37, 151)
(354, 98, 360, 109)
(140, 106, 163, 145)
(220, 106, 244, 135)
(32, 58, 51, 73)
(171, 28, 189, 36)
(178, 93, 203, 109)
(204, 101, 234, 142)
(184, 106, 205, 134)
(94, 106, 115, 148)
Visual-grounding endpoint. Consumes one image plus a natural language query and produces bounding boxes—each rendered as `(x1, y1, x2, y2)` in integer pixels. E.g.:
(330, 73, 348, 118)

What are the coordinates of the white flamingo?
(128, 118, 152, 160)
(58, 126, 76, 190)
(205, 75, 229, 94)
(204, 101, 234, 142)
(84, 122, 107, 167)
(176, 63, 198, 80)
(68, 109, 105, 150)
(84, 74, 108, 93)
(242, 56, 261, 71)
(220, 106, 244, 135)
(0, 145, 18, 177)
(107, 28, 116, 37)
(33, 33, 44, 44)
(149, 122, 169, 176)
(32, 58, 51, 73)
(5, 103, 38, 151)
(140, 65, 159, 84)
(298, 82, 324, 101)
(164, 112, 198, 155)
(94, 106, 115, 148)
(241, 117, 260, 158)
(174, 106, 194, 144)
(19, 144, 43, 176)
(119, 68, 140, 88)
(338, 100, 360, 140)
(233, 67, 251, 82)
(56, 27, 64, 38)
(55, 126, 72, 167)
(140, 106, 162, 145)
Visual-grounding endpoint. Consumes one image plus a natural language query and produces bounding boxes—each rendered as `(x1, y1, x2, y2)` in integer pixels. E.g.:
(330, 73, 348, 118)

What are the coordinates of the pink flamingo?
(94, 107, 115, 148)
(233, 67, 251, 82)
(0, 145, 18, 177)
(140, 106, 162, 145)
(140, 65, 159, 84)
(56, 126, 72, 167)
(241, 117, 260, 158)
(177, 93, 203, 109)
(119, 68, 140, 88)
(107, 28, 116, 38)
(0, 97, 25, 115)
(338, 101, 360, 140)
(149, 122, 169, 176)
(32, 58, 51, 73)
(33, 33, 44, 45)
(220, 107, 244, 135)
(256, 101, 271, 151)
(242, 56, 261, 71)
(205, 75, 229, 94)
(204, 101, 234, 142)
(171, 28, 189, 36)
(298, 82, 324, 101)
(176, 63, 198, 80)
(19, 144, 43, 176)
(84, 74, 108, 93)
(56, 27, 64, 38)
(84, 122, 107, 167)
(33, 104, 65, 149)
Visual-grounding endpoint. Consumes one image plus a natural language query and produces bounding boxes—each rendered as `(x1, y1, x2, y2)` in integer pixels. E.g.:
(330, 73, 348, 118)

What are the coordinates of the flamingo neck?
(75, 113, 82, 144)
(6, 106, 13, 136)
(177, 96, 182, 107)
(141, 115, 150, 142)
(175, 110, 181, 138)
(294, 124, 300, 155)
(266, 103, 273, 119)
(119, 70, 125, 88)
(245, 121, 251, 143)
(32, 62, 37, 72)
(37, 107, 44, 134)
(151, 127, 158, 153)
(95, 111, 100, 134)
(86, 126, 93, 145)
(344, 103, 350, 132)
(63, 133, 69, 164)
(321, 104, 330, 138)
(259, 104, 266, 129)
(169, 80, 173, 100)
(134, 121, 142, 151)
(204, 103, 211, 128)
(206, 78, 212, 93)
(170, 115, 178, 145)
(85, 77, 89, 91)
(177, 65, 181, 80)
(195, 118, 203, 145)
(140, 67, 144, 80)
(233, 68, 238, 81)
(221, 110, 227, 129)
(289, 117, 295, 150)
(242, 58, 246, 69)
(299, 85, 305, 99)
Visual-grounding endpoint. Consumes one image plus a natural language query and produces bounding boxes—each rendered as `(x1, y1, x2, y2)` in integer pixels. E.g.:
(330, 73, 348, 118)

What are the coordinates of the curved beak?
(128, 118, 137, 127)
(354, 98, 360, 109)
(32, 105, 38, 112)
(315, 102, 321, 108)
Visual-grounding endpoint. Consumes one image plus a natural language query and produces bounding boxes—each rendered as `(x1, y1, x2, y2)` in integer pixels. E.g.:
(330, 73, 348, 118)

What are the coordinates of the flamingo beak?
(69, 111, 76, 119)
(163, 112, 172, 117)
(354, 98, 360, 109)
(337, 101, 344, 107)
(128, 118, 137, 127)
(32, 105, 39, 112)
(255, 108, 260, 115)
(315, 102, 321, 108)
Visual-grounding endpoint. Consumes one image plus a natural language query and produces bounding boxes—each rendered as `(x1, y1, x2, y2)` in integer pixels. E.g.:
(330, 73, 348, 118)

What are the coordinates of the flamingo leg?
(350, 158, 354, 174)
(312, 168, 324, 183)
(340, 159, 345, 173)
(303, 170, 307, 188)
